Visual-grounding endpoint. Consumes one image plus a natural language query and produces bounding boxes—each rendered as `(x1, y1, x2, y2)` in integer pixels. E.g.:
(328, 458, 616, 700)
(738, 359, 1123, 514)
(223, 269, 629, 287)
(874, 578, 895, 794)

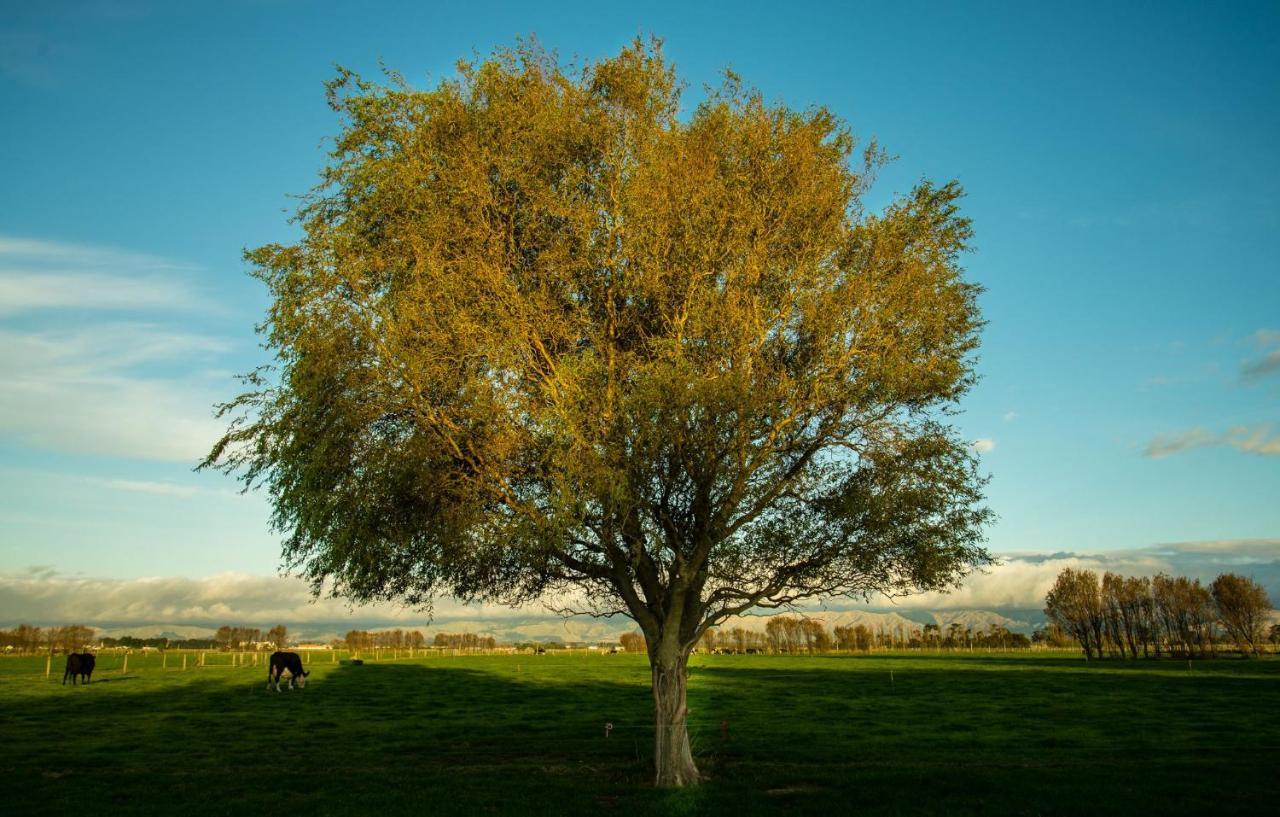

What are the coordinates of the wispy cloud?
(1144, 424, 1280, 459)
(0, 236, 235, 462)
(0, 235, 205, 315)
(95, 479, 201, 498)
(1229, 425, 1280, 456)
(1002, 411, 1018, 422)
(971, 438, 995, 453)
(1144, 426, 1218, 458)
(1242, 352, 1280, 381)
(0, 325, 231, 461)
(1240, 328, 1280, 382)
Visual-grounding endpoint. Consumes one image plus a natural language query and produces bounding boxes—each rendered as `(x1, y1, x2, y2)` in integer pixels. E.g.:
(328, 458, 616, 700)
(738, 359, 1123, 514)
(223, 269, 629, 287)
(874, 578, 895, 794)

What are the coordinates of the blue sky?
(1, 1, 1277, 620)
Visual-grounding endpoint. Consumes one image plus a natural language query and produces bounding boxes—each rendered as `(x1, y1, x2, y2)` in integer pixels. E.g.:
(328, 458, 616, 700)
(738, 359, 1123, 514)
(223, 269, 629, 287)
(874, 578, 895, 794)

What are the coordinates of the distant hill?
(929, 609, 1032, 634)
(92, 624, 216, 640)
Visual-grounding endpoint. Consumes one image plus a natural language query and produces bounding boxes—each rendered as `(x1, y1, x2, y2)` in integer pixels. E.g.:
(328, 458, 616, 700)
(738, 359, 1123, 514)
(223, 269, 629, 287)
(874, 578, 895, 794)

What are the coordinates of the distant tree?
(1211, 573, 1271, 656)
(41, 625, 95, 654)
(922, 623, 941, 650)
(268, 625, 289, 650)
(944, 622, 964, 649)
(1119, 575, 1152, 658)
(619, 632, 647, 653)
(2, 624, 43, 653)
(852, 624, 873, 652)
(1152, 574, 1217, 658)
(1044, 568, 1104, 659)
(802, 619, 832, 652)
(698, 628, 718, 653)
(833, 624, 854, 651)
(1101, 572, 1127, 658)
(1269, 624, 1280, 646)
(1101, 572, 1151, 659)
(214, 626, 234, 652)
(345, 630, 370, 656)
(765, 617, 788, 653)
(1032, 623, 1076, 649)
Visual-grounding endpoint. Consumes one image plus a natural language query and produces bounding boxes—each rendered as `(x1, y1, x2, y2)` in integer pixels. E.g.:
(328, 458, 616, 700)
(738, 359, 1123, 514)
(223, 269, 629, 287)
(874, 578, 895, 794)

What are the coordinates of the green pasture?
(2, 650, 1277, 816)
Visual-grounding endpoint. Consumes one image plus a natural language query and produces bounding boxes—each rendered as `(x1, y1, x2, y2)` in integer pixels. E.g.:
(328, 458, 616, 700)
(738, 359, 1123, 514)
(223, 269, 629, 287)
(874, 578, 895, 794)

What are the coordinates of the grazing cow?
(266, 651, 309, 692)
(62, 652, 95, 685)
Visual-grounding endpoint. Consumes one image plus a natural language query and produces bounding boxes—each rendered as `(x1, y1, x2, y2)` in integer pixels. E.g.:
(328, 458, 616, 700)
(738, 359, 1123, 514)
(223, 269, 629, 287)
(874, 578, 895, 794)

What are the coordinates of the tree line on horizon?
(617, 616, 1034, 655)
(340, 629, 501, 652)
(0, 624, 95, 654)
(213, 625, 290, 651)
(1044, 569, 1275, 659)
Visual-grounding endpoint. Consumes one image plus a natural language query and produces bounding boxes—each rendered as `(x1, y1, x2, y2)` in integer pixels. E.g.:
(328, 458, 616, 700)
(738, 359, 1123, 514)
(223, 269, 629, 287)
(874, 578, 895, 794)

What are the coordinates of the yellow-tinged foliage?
(207, 39, 991, 785)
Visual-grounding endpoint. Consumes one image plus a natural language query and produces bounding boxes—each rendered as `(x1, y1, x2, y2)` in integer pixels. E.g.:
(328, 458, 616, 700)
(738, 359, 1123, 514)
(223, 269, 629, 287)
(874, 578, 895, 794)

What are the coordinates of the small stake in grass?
(605, 722, 613, 739)
(719, 720, 729, 741)
(122, 654, 128, 673)
(183, 654, 187, 671)
(45, 653, 51, 679)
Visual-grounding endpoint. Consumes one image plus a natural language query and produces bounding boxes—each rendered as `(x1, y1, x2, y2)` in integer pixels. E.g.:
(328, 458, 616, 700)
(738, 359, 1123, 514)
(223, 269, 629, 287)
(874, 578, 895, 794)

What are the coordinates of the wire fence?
(2, 644, 1274, 683)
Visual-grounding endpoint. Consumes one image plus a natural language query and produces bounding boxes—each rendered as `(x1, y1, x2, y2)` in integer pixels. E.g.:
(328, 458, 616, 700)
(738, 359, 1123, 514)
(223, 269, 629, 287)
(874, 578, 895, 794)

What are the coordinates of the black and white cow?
(62, 652, 96, 685)
(266, 651, 309, 692)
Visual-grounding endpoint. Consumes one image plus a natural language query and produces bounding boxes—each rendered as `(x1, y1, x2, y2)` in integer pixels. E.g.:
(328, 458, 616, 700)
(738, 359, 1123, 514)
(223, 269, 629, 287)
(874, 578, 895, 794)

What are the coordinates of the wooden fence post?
(122, 653, 128, 673)
(163, 652, 167, 670)
(183, 654, 188, 671)
(45, 653, 51, 679)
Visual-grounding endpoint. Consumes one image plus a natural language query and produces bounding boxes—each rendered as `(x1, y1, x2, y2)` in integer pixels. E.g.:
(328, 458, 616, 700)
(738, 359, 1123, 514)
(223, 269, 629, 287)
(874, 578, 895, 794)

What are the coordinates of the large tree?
(204, 39, 991, 786)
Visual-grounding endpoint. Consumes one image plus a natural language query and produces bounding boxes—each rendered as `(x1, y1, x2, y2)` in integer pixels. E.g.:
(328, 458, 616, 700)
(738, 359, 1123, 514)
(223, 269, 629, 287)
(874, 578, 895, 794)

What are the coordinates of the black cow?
(266, 651, 309, 692)
(62, 652, 96, 685)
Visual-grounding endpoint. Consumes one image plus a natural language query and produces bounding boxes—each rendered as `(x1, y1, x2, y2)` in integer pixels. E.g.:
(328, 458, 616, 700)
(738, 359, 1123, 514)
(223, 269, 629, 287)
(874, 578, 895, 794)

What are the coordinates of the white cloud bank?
(0, 570, 544, 630)
(4, 541, 1276, 632)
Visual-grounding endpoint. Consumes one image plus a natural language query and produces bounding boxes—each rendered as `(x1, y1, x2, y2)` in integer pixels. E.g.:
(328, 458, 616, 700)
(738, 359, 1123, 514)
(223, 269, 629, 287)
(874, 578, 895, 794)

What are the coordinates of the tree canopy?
(205, 38, 992, 785)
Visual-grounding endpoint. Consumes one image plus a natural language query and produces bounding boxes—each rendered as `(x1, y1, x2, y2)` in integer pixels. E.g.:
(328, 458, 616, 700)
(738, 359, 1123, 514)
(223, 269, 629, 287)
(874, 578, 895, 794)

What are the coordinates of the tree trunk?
(651, 647, 699, 786)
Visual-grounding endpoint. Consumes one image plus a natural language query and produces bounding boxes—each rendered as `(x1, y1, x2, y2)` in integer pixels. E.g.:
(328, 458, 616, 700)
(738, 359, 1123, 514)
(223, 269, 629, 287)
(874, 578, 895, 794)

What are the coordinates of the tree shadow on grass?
(3, 661, 679, 817)
(5, 658, 1278, 817)
(725, 651, 1280, 676)
(687, 659, 1280, 816)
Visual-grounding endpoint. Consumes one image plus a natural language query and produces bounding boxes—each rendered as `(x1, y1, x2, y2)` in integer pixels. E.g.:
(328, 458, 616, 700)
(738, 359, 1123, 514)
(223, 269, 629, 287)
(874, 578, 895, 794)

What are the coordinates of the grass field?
(3, 650, 1277, 816)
